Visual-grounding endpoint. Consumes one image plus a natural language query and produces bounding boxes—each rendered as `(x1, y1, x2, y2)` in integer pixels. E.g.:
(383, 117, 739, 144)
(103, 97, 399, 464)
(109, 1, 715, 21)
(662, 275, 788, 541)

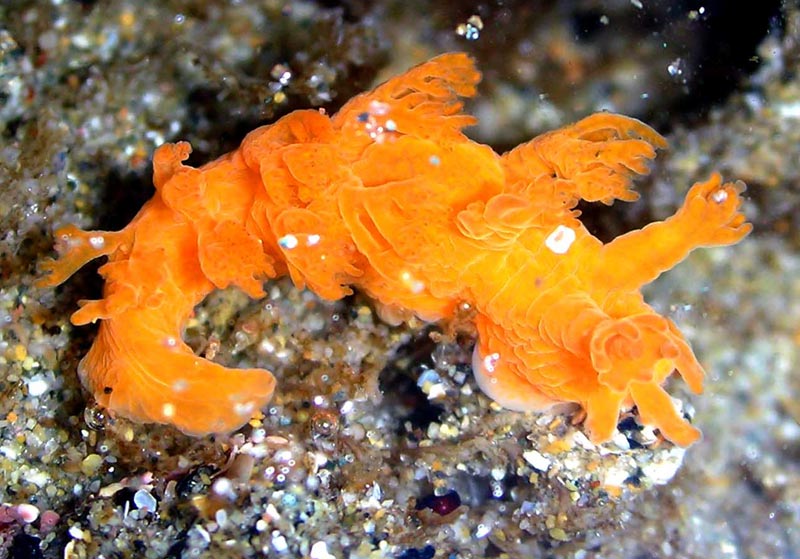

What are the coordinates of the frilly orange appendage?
(35, 225, 131, 289)
(675, 173, 753, 246)
(38, 52, 750, 445)
(587, 313, 704, 445)
(502, 113, 667, 206)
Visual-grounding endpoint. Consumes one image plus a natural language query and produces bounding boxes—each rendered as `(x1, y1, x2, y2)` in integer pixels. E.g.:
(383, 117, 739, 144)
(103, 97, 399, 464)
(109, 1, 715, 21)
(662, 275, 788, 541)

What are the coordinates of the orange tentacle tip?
(38, 52, 750, 446)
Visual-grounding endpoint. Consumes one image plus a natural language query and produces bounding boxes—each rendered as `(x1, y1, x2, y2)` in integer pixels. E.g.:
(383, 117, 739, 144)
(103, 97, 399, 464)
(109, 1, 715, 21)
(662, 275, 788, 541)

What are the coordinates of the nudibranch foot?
(583, 384, 628, 443)
(629, 381, 701, 447)
(471, 341, 565, 413)
(586, 313, 704, 445)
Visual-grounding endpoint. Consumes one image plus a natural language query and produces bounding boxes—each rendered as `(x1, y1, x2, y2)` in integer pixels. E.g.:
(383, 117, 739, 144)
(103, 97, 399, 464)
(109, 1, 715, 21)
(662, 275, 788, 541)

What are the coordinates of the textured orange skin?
(37, 53, 751, 444)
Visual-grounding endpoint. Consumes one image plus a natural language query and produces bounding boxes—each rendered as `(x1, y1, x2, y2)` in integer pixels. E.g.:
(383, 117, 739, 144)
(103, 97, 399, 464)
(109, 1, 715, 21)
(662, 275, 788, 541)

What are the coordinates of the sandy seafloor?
(1, 1, 799, 558)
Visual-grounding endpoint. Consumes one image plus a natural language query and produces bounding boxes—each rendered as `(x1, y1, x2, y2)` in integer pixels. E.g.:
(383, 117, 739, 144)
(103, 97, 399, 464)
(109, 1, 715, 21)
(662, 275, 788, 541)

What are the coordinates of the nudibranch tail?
(80, 311, 276, 435)
(38, 142, 280, 435)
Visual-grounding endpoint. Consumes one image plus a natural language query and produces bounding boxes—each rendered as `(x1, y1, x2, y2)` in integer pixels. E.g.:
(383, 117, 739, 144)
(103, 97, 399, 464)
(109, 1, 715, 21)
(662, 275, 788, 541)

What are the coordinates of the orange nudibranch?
(37, 52, 751, 445)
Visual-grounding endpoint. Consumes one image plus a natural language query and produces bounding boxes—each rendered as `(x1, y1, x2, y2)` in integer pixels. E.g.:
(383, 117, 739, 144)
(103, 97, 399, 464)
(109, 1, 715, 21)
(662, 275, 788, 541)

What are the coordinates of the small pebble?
(133, 489, 157, 513)
(15, 503, 39, 523)
(416, 490, 461, 516)
(26, 376, 49, 397)
(39, 510, 60, 532)
(523, 449, 551, 472)
(80, 454, 103, 476)
(310, 541, 336, 559)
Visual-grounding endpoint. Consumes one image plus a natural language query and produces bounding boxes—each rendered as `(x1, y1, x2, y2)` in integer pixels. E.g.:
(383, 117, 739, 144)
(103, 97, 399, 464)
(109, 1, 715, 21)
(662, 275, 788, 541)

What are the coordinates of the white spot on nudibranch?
(545, 225, 576, 254)
(162, 403, 176, 418)
(400, 270, 425, 294)
(482, 352, 500, 374)
(358, 101, 397, 143)
(172, 379, 189, 393)
(233, 401, 255, 417)
(278, 234, 298, 249)
(307, 234, 321, 246)
(368, 100, 390, 115)
(711, 189, 728, 203)
(89, 235, 105, 249)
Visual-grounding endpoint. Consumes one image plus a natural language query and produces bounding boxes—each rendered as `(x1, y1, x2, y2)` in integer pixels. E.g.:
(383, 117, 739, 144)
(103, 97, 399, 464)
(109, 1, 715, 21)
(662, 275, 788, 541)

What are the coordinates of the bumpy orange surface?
(37, 53, 751, 445)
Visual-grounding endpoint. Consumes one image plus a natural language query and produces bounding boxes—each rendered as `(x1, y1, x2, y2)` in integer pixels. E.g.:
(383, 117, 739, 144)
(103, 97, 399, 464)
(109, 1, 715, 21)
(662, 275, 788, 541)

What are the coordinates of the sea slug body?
(37, 53, 751, 445)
